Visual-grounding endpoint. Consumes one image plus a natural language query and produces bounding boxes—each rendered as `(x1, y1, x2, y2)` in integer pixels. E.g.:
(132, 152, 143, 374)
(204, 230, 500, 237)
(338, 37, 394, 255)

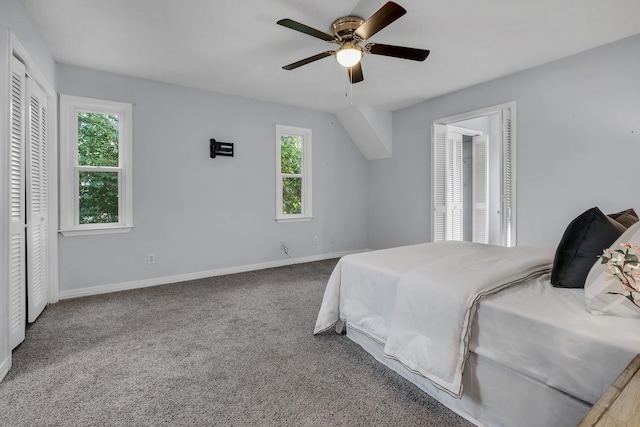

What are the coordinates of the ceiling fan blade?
(277, 18, 336, 42)
(348, 62, 364, 84)
(282, 51, 334, 70)
(366, 43, 430, 61)
(354, 1, 406, 41)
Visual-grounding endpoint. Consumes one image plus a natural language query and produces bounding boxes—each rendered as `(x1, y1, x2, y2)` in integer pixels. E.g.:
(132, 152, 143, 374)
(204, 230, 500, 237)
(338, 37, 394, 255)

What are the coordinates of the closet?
(8, 52, 51, 349)
(432, 124, 489, 243)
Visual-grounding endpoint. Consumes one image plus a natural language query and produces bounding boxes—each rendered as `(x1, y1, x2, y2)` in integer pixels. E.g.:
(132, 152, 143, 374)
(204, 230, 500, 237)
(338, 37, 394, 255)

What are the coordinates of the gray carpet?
(0, 259, 474, 426)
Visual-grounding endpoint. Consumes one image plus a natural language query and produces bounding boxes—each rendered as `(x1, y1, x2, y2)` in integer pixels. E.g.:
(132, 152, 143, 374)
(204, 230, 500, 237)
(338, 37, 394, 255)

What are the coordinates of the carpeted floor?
(0, 259, 474, 426)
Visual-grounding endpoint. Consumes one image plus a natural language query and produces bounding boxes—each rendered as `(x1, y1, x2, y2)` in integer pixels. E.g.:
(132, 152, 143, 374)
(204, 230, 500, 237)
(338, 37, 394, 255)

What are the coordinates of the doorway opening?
(431, 102, 516, 246)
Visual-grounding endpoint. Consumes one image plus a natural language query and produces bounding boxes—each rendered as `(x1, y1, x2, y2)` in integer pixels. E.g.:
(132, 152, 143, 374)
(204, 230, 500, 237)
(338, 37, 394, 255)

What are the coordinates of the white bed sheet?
(316, 243, 640, 406)
(470, 273, 640, 404)
(382, 243, 552, 397)
(315, 242, 451, 337)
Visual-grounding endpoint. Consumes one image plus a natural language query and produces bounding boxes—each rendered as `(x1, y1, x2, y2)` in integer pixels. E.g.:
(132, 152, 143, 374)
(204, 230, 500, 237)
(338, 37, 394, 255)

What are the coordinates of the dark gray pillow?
(608, 208, 639, 228)
(551, 207, 626, 288)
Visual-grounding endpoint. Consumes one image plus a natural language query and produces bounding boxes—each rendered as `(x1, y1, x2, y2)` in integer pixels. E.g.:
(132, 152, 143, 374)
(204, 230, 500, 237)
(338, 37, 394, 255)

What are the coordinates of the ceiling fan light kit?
(336, 42, 362, 67)
(277, 1, 430, 84)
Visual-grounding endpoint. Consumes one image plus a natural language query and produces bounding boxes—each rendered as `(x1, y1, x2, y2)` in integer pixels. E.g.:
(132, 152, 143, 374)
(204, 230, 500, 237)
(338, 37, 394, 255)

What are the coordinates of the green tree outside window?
(280, 135, 303, 215)
(77, 112, 120, 224)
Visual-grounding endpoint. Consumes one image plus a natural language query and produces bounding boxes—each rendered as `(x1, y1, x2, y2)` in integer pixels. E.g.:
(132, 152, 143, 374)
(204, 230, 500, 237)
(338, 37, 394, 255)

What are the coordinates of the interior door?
(26, 76, 49, 323)
(501, 107, 515, 247)
(8, 56, 27, 349)
(472, 135, 489, 244)
(432, 124, 447, 241)
(447, 130, 463, 241)
(432, 124, 463, 242)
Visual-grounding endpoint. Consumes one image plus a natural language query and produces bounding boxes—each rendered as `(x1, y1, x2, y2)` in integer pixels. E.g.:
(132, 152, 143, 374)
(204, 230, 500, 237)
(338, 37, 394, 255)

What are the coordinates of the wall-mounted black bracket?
(210, 139, 234, 158)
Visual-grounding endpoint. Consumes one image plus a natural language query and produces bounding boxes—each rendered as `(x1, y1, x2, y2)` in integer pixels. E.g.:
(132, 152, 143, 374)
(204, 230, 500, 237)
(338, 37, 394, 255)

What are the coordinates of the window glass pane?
(78, 112, 119, 167)
(282, 177, 302, 215)
(280, 135, 302, 174)
(79, 171, 119, 224)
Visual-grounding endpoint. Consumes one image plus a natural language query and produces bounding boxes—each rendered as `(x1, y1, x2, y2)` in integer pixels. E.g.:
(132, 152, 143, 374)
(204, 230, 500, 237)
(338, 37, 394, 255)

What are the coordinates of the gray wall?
(57, 65, 368, 292)
(368, 33, 640, 251)
(0, 0, 56, 379)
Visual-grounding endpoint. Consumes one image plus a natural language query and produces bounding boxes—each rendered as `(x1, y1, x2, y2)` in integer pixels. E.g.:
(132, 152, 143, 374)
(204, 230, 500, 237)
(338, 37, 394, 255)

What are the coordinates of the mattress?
(471, 273, 640, 404)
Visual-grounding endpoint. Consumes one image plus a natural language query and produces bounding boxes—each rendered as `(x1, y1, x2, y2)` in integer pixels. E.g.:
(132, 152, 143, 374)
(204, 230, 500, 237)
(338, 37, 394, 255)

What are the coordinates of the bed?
(314, 240, 640, 427)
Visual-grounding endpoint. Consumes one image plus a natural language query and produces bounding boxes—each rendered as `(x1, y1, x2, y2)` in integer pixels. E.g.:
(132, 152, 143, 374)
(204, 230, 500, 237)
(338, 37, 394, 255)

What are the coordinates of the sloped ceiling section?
(336, 105, 392, 160)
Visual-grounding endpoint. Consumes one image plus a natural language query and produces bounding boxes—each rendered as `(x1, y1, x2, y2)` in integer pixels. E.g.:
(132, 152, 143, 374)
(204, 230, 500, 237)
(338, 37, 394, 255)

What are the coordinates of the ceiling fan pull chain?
(350, 76, 354, 105)
(345, 69, 354, 105)
(345, 71, 349, 98)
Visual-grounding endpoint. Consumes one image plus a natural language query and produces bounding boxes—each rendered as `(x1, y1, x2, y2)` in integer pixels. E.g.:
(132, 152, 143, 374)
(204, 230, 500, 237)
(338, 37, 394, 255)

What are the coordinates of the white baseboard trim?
(59, 250, 365, 300)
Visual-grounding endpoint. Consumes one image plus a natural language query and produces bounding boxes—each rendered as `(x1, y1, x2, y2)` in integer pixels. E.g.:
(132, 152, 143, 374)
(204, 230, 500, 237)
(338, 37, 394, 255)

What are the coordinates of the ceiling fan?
(277, 1, 430, 84)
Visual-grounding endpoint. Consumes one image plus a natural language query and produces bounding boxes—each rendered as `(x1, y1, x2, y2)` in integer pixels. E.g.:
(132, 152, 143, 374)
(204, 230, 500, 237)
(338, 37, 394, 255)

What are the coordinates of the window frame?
(275, 124, 312, 223)
(59, 94, 133, 236)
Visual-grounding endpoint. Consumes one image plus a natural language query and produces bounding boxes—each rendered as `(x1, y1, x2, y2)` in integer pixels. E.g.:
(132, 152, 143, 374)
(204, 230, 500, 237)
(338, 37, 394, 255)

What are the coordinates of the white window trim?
(275, 124, 312, 223)
(59, 95, 133, 236)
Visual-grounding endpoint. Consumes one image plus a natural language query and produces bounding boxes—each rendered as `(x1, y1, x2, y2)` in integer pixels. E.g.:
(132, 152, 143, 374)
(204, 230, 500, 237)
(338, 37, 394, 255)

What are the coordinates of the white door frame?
(432, 101, 517, 247)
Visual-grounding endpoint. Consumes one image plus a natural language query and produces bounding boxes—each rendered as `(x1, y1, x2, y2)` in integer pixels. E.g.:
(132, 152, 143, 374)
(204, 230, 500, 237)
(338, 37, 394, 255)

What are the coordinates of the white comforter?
(314, 241, 553, 398)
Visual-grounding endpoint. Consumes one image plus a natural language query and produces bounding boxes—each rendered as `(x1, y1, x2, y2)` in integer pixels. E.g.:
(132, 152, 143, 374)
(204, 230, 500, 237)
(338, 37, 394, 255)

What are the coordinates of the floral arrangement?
(600, 242, 640, 309)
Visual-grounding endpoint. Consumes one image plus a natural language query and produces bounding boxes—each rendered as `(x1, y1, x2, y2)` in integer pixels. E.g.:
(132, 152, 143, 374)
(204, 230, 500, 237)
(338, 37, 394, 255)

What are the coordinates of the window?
(275, 124, 312, 222)
(60, 95, 133, 236)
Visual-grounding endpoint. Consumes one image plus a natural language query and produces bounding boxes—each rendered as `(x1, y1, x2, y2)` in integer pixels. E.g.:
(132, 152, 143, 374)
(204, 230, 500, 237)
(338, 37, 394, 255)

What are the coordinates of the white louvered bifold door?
(501, 108, 515, 247)
(432, 124, 447, 242)
(433, 125, 463, 242)
(472, 135, 489, 244)
(26, 77, 49, 323)
(8, 57, 26, 349)
(448, 130, 463, 241)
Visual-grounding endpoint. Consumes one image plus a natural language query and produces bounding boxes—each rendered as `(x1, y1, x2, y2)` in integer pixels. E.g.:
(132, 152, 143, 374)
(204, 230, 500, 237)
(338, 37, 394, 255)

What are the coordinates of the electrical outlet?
(148, 253, 155, 264)
(313, 236, 318, 245)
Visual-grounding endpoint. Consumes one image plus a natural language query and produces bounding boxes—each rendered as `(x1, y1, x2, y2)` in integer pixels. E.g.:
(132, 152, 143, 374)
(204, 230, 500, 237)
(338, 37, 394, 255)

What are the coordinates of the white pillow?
(584, 221, 640, 318)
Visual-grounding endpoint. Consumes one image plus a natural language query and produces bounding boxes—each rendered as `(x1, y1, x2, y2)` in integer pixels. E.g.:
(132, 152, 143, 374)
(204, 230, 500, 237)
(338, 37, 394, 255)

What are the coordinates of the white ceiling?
(21, 0, 640, 112)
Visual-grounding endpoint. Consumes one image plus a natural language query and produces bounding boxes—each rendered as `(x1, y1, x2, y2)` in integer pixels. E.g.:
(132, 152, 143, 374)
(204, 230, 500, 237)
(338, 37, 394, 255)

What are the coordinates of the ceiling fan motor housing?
(332, 16, 365, 41)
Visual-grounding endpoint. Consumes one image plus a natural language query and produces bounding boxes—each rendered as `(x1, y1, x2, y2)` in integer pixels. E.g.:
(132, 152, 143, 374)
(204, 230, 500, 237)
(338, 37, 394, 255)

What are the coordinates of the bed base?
(345, 325, 590, 427)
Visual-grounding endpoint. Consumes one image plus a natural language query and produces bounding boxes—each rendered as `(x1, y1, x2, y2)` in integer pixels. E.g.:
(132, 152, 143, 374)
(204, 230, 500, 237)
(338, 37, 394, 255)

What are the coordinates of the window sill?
(276, 216, 313, 223)
(59, 225, 134, 237)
